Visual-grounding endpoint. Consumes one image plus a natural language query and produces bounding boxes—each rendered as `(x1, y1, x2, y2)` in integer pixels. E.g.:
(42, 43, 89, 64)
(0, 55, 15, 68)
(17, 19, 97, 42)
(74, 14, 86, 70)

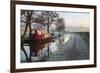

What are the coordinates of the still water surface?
(21, 33, 71, 63)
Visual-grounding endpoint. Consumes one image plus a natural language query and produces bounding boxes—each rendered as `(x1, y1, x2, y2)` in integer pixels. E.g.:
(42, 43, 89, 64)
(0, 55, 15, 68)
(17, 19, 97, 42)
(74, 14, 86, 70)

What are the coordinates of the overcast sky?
(56, 11, 90, 28)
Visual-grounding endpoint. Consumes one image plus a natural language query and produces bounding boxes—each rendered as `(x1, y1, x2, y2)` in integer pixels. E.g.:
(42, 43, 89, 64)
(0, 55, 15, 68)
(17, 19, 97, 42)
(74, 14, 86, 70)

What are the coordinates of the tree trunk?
(47, 17, 49, 33)
(22, 22, 28, 39)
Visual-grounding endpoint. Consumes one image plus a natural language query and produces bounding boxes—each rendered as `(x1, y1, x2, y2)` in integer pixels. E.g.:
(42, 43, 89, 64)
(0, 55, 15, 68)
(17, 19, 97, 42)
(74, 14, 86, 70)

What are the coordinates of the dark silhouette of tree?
(21, 10, 33, 40)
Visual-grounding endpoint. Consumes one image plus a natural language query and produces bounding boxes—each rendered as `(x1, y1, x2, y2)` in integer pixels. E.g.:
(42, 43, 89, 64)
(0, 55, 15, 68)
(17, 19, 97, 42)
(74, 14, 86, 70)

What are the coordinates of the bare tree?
(41, 11, 59, 33)
(55, 17, 65, 33)
(21, 10, 33, 40)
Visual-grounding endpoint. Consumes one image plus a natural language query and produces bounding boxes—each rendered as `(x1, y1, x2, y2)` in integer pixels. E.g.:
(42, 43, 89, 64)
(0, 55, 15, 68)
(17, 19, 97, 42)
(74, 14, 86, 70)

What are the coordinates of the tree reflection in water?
(57, 34, 64, 48)
(21, 41, 51, 63)
(21, 34, 65, 63)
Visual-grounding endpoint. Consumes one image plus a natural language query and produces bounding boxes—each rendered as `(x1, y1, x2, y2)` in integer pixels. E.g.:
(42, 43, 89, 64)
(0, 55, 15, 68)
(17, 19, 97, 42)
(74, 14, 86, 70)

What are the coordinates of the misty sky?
(56, 11, 90, 28)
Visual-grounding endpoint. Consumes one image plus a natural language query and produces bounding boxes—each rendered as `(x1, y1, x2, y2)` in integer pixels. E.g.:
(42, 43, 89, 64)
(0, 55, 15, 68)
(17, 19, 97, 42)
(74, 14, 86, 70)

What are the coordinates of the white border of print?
(16, 4, 94, 69)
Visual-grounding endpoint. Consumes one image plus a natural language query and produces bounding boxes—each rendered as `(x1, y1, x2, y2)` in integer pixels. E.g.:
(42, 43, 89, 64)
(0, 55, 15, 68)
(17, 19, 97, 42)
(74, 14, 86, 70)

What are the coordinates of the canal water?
(21, 33, 71, 63)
